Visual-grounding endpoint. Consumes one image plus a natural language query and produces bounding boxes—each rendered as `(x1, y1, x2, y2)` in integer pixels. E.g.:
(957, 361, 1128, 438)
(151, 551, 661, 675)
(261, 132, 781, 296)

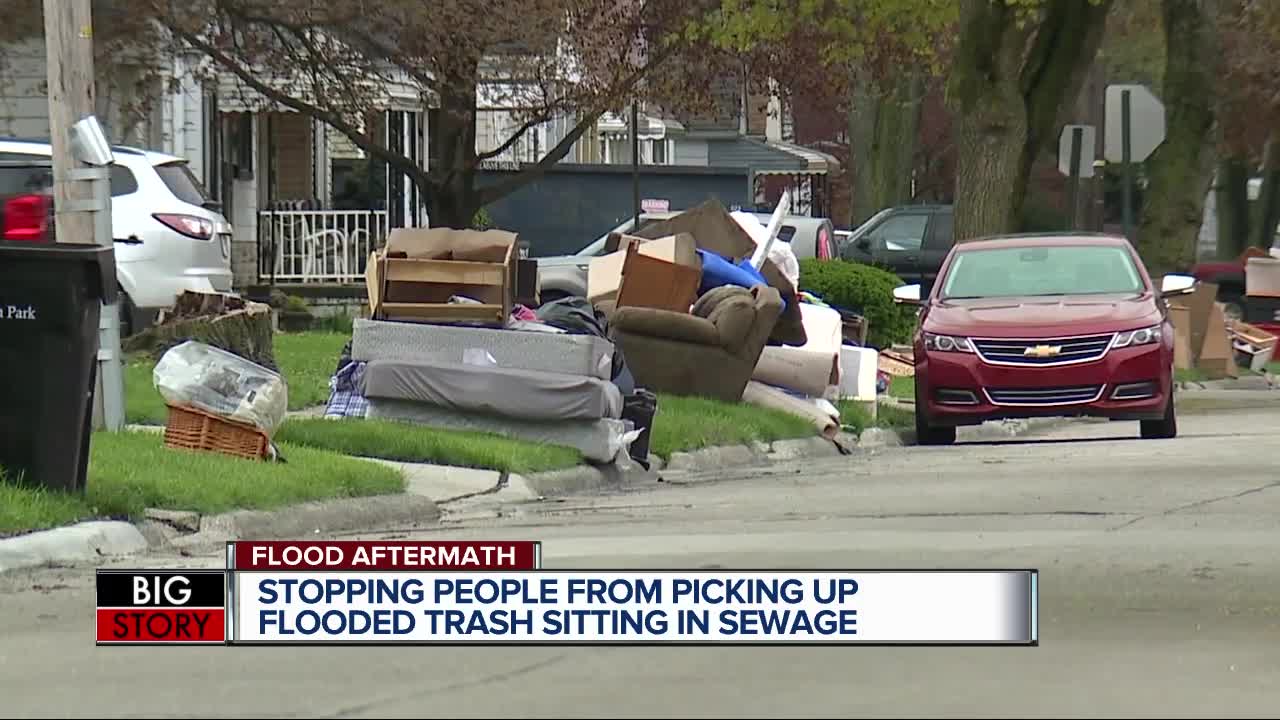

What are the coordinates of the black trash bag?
(535, 296, 637, 395)
(622, 389, 658, 469)
(535, 296, 609, 338)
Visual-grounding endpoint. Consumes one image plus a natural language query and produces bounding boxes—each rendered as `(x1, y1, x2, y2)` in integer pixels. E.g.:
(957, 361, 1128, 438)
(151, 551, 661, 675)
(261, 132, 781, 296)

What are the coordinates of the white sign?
(641, 198, 669, 213)
(1105, 84, 1166, 163)
(1058, 125, 1097, 178)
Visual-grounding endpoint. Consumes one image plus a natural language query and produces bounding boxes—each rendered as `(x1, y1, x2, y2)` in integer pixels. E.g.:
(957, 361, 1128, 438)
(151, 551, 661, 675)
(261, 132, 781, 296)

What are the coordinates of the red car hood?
(924, 294, 1161, 338)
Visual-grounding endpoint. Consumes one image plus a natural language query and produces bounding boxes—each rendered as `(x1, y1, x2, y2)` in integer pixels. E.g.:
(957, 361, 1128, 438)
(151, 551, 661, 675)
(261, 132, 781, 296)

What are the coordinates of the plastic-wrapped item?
(154, 341, 289, 436)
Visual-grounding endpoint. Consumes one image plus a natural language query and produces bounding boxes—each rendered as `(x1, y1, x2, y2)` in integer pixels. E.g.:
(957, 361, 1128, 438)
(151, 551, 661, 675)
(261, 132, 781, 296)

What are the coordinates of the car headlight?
(923, 333, 974, 353)
(1112, 325, 1162, 349)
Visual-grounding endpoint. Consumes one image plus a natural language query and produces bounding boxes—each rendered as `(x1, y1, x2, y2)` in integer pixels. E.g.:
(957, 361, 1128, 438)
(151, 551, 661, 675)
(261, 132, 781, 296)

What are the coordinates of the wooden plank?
(384, 258, 507, 286)
(380, 303, 505, 322)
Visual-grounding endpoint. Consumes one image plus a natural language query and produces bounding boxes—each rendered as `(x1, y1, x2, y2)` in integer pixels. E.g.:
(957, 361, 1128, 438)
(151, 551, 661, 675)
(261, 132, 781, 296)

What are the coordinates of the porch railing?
(258, 210, 389, 284)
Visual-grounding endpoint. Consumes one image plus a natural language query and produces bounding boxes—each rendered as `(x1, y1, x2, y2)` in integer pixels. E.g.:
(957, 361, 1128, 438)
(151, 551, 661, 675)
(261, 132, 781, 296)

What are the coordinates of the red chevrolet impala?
(893, 234, 1197, 445)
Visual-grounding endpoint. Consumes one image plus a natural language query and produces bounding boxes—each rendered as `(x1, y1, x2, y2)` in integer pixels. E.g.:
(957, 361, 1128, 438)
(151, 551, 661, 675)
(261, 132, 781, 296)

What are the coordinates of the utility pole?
(44, 0, 126, 431)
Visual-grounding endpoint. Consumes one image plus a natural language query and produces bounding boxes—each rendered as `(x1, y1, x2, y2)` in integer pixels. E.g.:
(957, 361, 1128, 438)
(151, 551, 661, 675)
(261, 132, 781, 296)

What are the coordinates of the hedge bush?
(798, 258, 917, 348)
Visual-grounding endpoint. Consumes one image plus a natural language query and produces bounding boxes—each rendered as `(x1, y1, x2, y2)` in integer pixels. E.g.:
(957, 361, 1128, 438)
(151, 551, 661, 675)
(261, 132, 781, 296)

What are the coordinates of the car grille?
(984, 386, 1104, 406)
(971, 334, 1115, 366)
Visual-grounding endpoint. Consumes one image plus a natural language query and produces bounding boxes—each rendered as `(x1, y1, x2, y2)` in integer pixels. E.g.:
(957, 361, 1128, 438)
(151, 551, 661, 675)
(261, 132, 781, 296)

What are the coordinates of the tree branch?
(477, 40, 681, 206)
(474, 111, 555, 162)
(166, 23, 436, 195)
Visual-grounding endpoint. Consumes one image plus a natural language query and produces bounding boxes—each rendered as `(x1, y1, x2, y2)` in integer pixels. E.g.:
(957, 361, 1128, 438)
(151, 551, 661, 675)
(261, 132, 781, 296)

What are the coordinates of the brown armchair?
(605, 284, 784, 402)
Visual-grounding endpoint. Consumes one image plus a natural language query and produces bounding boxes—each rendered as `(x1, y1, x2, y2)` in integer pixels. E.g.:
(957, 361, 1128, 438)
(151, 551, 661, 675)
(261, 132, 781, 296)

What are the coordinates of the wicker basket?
(163, 403, 271, 461)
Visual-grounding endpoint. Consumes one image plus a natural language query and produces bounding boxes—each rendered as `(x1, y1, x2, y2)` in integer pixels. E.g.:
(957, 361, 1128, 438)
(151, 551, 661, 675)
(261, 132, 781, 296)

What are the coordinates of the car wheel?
(1140, 392, 1178, 439)
(914, 381, 957, 446)
(117, 290, 135, 339)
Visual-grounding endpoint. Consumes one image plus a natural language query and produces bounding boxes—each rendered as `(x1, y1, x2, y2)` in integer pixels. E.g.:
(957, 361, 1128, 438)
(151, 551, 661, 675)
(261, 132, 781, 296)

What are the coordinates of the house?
(590, 75, 840, 219)
(3, 30, 835, 293)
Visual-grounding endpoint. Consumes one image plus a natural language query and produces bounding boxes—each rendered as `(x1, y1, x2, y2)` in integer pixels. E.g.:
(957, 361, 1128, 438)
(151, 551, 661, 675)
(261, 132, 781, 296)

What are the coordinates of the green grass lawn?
(887, 375, 914, 399)
(648, 394, 816, 459)
(835, 399, 914, 435)
(278, 418, 583, 474)
(0, 430, 404, 536)
(125, 331, 350, 425)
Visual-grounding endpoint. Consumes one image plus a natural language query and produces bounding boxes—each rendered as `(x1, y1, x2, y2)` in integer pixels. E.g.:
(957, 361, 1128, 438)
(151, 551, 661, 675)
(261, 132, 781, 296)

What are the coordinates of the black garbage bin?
(0, 241, 116, 493)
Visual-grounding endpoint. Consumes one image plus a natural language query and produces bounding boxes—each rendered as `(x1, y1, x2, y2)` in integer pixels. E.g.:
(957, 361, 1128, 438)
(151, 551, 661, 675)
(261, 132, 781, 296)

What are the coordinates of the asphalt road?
(2, 391, 1279, 718)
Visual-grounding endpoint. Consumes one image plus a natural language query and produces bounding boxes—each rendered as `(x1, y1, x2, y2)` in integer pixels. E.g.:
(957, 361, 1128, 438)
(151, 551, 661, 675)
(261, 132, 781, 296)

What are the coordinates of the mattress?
(352, 319, 614, 380)
(361, 359, 623, 421)
(366, 399, 637, 464)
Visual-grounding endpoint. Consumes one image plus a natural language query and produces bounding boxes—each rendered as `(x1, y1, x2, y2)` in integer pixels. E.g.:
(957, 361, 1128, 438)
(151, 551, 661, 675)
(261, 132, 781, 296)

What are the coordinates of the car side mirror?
(856, 237, 872, 252)
(1160, 274, 1196, 297)
(893, 284, 922, 305)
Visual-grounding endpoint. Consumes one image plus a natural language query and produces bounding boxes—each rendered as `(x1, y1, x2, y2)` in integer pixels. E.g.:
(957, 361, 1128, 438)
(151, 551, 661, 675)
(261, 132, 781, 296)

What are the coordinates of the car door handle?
(114, 236, 143, 245)
(905, 254, 920, 262)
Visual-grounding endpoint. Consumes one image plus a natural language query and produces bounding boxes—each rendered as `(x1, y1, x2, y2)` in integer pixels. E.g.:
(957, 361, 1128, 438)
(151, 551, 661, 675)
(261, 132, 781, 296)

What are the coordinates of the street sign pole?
(1120, 90, 1135, 242)
(1066, 127, 1083, 231)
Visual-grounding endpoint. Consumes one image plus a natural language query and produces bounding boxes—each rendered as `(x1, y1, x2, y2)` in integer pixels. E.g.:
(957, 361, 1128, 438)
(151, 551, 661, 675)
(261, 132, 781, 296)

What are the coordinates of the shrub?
(283, 295, 311, 313)
(798, 258, 917, 348)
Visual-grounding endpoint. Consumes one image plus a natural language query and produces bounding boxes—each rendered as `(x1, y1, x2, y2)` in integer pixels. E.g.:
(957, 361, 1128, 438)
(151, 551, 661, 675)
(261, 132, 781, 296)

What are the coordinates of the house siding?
(674, 139, 709, 165)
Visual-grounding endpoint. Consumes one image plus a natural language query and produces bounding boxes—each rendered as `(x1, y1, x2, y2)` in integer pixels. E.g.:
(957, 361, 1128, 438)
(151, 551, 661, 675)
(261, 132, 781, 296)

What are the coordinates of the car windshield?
(155, 161, 212, 206)
(941, 244, 1145, 299)
(574, 217, 666, 256)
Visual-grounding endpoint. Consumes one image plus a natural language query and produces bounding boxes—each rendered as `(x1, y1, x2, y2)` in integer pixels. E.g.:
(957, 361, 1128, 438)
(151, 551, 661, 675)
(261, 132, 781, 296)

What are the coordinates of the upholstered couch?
(603, 284, 784, 402)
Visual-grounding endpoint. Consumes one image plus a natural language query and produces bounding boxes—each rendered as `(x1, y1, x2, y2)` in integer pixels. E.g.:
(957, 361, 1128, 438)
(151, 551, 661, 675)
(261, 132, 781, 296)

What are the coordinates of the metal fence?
(257, 209, 388, 283)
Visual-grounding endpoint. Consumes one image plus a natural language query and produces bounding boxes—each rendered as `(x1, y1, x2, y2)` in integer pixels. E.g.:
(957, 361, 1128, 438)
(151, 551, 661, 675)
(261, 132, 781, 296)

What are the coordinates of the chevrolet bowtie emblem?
(1024, 344, 1063, 358)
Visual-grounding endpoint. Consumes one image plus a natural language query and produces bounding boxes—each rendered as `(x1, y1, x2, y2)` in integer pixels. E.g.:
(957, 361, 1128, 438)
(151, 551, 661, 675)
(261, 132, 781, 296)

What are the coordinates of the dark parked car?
(841, 204, 953, 290)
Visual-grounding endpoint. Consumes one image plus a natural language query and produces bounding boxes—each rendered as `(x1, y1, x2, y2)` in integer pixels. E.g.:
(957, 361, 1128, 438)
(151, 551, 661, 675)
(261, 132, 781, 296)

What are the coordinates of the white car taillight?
(153, 213, 213, 240)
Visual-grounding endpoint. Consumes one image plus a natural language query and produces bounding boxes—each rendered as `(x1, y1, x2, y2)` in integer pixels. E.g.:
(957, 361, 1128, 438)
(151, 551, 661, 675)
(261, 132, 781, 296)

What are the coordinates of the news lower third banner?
(95, 541, 1038, 646)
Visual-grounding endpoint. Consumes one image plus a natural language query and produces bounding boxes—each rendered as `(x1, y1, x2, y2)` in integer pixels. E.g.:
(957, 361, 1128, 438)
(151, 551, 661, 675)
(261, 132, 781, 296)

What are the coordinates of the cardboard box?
(366, 228, 517, 325)
(1196, 301, 1239, 378)
(615, 233, 701, 313)
(588, 233, 701, 310)
(1168, 304, 1193, 370)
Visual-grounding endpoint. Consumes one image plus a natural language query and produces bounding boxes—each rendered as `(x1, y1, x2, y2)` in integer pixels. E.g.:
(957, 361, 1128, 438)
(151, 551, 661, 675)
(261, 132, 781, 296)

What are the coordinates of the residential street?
(2, 392, 1279, 718)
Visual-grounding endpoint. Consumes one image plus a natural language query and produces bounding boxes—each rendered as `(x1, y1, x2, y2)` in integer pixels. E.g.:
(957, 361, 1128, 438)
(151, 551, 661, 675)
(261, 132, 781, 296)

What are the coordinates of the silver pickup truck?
(536, 211, 837, 303)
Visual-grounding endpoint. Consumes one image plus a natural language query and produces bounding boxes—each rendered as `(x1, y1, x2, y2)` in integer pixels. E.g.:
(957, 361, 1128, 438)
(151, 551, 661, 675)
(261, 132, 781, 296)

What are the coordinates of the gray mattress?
(366, 399, 636, 464)
(352, 319, 614, 380)
(361, 359, 622, 421)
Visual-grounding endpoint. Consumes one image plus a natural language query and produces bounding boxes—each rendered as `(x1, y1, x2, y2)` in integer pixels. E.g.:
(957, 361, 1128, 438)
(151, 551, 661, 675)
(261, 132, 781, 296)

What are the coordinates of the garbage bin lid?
(0, 240, 117, 304)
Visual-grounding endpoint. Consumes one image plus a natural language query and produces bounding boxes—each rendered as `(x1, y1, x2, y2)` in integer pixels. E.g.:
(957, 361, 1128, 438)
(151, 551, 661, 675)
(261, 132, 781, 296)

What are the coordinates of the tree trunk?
(869, 71, 923, 210)
(1216, 157, 1249, 260)
(426, 61, 482, 229)
(952, 84, 1029, 241)
(948, 0, 1112, 241)
(848, 67, 881, 228)
(1136, 0, 1220, 277)
(891, 72, 924, 203)
(1251, 128, 1280, 249)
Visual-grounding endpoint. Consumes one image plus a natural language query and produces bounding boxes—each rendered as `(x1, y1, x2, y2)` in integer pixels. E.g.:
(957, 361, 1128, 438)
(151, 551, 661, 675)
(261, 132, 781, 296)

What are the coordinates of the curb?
(513, 460, 661, 500)
(1177, 376, 1275, 392)
(0, 494, 439, 576)
(0, 521, 149, 574)
(166, 495, 440, 554)
(0, 417, 1065, 575)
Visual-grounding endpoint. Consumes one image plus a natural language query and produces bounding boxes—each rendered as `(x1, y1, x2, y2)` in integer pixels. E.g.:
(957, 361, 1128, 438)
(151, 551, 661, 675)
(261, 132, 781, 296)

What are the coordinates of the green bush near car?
(798, 258, 917, 348)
